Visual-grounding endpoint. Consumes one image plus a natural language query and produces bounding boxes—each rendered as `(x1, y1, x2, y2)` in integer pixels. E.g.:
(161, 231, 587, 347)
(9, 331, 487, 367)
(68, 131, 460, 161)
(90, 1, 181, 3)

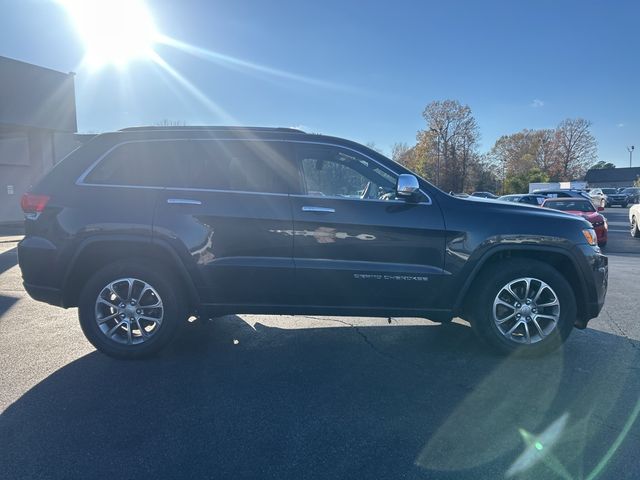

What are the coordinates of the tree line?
(392, 99, 598, 194)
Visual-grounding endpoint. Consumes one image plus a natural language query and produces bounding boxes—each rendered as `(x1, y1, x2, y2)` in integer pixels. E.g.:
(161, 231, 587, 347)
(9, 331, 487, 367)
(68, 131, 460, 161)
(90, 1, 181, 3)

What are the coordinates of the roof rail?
(118, 125, 305, 133)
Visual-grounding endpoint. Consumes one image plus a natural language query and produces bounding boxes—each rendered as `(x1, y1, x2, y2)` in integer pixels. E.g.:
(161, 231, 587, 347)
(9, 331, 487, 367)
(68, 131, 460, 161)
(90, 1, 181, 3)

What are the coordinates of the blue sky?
(1, 0, 639, 165)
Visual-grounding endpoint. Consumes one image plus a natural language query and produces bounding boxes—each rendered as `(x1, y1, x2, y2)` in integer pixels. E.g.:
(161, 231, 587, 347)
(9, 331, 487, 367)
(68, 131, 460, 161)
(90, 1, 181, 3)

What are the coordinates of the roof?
(543, 197, 590, 202)
(585, 167, 640, 183)
(118, 126, 305, 134)
(0, 56, 77, 132)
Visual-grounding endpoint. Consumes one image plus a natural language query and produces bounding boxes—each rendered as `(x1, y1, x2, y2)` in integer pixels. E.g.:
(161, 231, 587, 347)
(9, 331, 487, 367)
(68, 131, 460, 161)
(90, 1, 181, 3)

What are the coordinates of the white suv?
(588, 188, 607, 208)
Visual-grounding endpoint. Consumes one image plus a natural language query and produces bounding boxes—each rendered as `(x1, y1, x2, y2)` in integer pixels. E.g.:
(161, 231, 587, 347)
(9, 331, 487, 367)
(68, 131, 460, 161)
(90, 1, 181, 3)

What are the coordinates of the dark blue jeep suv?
(18, 126, 608, 358)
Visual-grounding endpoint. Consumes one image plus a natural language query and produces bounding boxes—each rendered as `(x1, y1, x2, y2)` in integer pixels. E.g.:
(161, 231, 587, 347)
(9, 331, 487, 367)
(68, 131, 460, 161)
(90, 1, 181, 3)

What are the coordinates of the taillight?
(20, 193, 50, 214)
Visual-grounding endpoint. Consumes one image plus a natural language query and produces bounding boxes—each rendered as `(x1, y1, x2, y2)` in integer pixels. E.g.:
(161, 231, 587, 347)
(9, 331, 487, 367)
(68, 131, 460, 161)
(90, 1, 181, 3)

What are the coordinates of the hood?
(452, 195, 592, 228)
(565, 210, 604, 224)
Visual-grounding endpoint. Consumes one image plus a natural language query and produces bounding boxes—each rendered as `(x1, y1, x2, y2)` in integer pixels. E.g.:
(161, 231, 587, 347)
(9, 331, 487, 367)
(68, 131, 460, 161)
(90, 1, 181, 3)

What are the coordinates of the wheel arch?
(62, 236, 200, 310)
(454, 245, 588, 323)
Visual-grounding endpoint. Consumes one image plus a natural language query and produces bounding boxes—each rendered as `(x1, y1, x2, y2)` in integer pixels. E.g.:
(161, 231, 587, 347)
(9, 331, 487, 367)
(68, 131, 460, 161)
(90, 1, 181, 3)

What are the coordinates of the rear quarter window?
(84, 141, 191, 187)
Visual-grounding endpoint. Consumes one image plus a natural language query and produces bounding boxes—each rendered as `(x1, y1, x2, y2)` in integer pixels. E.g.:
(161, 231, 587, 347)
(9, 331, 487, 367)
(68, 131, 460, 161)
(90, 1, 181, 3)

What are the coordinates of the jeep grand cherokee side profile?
(18, 126, 608, 359)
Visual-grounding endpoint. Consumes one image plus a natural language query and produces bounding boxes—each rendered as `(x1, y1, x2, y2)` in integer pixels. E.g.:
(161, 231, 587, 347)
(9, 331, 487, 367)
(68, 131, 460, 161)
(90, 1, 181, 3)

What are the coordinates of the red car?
(542, 198, 608, 247)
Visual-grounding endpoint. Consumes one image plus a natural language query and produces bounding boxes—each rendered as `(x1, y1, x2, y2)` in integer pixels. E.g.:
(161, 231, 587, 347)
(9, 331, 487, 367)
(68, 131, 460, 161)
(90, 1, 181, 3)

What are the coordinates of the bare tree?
(154, 119, 188, 126)
(418, 100, 480, 192)
(365, 141, 383, 154)
(391, 142, 411, 163)
(554, 118, 598, 179)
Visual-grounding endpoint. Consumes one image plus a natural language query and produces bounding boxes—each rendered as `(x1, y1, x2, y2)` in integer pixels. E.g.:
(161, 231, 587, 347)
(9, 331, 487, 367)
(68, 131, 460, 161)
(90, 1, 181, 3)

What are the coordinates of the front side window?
(297, 145, 397, 200)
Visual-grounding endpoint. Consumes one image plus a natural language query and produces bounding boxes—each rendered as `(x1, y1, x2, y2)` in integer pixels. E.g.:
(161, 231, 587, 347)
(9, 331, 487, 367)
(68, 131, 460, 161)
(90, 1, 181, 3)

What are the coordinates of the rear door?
(289, 142, 447, 310)
(151, 139, 298, 306)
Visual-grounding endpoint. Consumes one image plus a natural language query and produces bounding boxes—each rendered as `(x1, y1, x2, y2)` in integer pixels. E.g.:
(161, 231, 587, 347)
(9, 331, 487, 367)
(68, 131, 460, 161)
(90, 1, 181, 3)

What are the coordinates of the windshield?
(602, 188, 617, 194)
(545, 200, 596, 212)
(622, 188, 640, 193)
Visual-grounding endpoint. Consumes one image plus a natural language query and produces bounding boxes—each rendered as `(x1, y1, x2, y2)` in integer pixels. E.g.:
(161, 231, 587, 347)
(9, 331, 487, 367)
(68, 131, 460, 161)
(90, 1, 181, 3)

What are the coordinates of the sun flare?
(59, 0, 158, 69)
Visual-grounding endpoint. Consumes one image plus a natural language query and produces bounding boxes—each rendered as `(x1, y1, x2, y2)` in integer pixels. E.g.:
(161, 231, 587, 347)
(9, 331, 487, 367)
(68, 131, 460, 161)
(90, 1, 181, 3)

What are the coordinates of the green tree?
(589, 160, 616, 169)
(503, 168, 550, 194)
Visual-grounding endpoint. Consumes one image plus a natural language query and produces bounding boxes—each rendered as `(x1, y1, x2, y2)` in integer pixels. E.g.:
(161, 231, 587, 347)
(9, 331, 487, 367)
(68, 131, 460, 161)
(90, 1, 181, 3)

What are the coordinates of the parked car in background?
(620, 187, 640, 204)
(630, 203, 640, 238)
(17, 126, 608, 359)
(601, 187, 629, 208)
(587, 188, 607, 209)
(470, 191, 498, 199)
(498, 194, 546, 206)
(542, 198, 608, 247)
(534, 189, 597, 206)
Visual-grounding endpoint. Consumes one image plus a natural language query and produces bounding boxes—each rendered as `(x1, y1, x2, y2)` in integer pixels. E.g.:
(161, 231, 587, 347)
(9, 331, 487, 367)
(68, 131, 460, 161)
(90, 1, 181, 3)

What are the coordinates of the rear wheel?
(471, 259, 575, 356)
(632, 216, 640, 238)
(78, 260, 186, 359)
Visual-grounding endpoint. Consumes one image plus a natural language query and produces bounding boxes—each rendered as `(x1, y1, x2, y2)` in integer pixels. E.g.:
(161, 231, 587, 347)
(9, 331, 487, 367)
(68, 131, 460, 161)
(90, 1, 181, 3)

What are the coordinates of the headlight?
(582, 228, 597, 246)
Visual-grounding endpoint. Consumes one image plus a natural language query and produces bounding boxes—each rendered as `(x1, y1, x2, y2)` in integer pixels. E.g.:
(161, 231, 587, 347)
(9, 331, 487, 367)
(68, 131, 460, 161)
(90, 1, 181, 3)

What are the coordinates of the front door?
(289, 143, 447, 310)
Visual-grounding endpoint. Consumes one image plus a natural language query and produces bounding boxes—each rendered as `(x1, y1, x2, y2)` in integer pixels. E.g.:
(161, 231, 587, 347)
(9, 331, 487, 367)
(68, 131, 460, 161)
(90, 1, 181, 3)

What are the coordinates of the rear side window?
(83, 139, 295, 193)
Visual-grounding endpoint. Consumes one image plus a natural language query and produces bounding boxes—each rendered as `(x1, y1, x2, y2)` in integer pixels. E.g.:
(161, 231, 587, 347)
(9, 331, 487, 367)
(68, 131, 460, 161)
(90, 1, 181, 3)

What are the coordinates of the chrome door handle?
(167, 198, 202, 205)
(301, 206, 335, 213)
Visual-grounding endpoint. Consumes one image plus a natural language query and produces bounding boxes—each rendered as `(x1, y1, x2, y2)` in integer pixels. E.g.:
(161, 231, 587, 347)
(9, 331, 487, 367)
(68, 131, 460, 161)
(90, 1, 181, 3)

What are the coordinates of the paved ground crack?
(605, 309, 640, 352)
(302, 316, 428, 373)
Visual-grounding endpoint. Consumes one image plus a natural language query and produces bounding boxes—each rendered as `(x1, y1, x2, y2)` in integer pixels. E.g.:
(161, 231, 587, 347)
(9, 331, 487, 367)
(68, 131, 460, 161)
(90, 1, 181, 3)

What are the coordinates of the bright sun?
(59, 0, 158, 69)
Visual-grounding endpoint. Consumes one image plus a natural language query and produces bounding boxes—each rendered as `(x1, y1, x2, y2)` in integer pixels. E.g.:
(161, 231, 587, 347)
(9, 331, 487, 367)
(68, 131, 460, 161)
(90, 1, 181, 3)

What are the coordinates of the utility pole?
(628, 146, 635, 167)
(430, 128, 441, 188)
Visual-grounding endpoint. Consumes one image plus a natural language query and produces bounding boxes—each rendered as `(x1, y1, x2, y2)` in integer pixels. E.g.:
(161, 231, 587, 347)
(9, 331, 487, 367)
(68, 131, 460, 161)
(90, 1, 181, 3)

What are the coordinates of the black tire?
(78, 259, 187, 359)
(632, 216, 640, 238)
(622, 202, 628, 209)
(470, 259, 576, 356)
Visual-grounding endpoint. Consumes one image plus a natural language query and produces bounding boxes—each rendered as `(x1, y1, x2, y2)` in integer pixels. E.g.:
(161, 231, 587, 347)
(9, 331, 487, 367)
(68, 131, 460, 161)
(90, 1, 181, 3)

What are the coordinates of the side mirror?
(598, 206, 605, 211)
(396, 174, 420, 198)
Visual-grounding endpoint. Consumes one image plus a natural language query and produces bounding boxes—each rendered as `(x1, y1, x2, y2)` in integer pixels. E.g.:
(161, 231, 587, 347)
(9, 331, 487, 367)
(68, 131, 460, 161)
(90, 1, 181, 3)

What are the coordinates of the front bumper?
(574, 244, 608, 328)
(22, 282, 64, 307)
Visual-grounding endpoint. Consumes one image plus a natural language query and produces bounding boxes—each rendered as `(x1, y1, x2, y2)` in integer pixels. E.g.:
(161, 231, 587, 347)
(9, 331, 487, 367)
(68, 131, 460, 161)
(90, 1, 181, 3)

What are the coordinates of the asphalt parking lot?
(1, 208, 639, 480)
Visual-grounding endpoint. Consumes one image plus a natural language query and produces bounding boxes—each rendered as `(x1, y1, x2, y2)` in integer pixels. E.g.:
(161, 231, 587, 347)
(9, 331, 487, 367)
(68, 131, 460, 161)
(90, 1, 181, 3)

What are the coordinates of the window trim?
(75, 138, 432, 205)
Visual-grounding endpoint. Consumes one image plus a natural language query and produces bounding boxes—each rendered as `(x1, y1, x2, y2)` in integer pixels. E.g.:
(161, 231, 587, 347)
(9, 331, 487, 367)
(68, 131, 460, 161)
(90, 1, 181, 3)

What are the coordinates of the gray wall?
(0, 56, 77, 132)
(588, 181, 638, 188)
(0, 129, 82, 223)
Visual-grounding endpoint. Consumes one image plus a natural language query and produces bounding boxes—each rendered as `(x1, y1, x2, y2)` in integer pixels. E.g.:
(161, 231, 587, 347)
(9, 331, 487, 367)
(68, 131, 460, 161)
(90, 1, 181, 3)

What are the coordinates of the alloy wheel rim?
(94, 278, 164, 345)
(492, 277, 560, 345)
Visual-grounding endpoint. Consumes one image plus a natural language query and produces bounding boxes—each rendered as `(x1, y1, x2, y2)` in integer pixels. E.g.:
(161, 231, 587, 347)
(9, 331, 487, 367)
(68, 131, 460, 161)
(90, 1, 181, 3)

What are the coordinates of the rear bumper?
(18, 235, 64, 307)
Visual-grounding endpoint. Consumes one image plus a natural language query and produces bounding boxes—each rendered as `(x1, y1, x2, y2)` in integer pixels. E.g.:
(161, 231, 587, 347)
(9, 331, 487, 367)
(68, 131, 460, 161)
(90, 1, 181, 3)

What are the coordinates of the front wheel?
(471, 259, 576, 356)
(78, 260, 187, 359)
